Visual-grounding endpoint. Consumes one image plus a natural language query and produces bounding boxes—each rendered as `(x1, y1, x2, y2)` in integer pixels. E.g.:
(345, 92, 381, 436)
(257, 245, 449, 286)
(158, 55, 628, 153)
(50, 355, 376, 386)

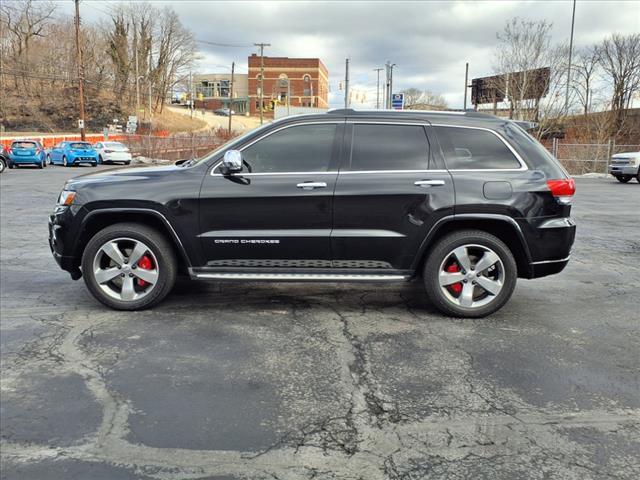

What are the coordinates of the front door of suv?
(331, 121, 454, 272)
(199, 121, 343, 269)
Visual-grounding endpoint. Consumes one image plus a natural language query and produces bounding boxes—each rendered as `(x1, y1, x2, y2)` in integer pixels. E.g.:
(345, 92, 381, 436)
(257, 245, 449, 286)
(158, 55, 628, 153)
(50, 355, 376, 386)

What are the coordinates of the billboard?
(472, 67, 550, 105)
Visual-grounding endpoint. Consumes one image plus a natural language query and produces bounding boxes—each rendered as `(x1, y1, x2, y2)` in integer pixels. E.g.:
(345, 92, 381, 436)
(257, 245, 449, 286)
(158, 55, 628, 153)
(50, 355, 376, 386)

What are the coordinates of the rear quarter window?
(434, 126, 521, 170)
(503, 123, 568, 179)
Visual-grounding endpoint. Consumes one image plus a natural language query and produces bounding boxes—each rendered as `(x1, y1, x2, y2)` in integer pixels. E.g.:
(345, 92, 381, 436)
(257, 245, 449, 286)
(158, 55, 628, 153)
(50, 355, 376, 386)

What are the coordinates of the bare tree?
(492, 17, 569, 136)
(401, 88, 448, 110)
(571, 46, 600, 116)
(596, 33, 640, 138)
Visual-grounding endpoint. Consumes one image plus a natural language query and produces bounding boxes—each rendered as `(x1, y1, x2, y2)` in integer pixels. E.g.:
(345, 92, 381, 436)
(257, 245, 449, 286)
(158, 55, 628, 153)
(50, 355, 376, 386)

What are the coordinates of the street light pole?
(564, 0, 577, 117)
(373, 68, 383, 109)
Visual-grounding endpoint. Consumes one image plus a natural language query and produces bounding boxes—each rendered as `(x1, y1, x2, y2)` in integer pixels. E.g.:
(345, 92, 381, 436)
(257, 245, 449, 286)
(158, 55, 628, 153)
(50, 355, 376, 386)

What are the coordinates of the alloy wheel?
(92, 237, 160, 302)
(438, 244, 505, 309)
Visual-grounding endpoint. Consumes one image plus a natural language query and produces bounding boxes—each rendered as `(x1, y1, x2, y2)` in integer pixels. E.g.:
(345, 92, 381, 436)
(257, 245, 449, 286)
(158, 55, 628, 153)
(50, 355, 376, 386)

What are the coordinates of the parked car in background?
(609, 151, 640, 183)
(47, 141, 99, 167)
(214, 108, 235, 116)
(6, 140, 46, 169)
(0, 145, 7, 173)
(93, 142, 132, 165)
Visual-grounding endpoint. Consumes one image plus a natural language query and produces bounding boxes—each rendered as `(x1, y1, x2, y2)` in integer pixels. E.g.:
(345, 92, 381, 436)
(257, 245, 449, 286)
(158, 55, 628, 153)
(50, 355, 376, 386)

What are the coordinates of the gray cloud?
(68, 0, 640, 108)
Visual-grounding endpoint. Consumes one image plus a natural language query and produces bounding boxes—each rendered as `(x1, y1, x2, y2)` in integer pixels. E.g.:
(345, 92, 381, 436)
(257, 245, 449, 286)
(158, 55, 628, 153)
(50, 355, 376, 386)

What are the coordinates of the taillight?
(547, 178, 576, 205)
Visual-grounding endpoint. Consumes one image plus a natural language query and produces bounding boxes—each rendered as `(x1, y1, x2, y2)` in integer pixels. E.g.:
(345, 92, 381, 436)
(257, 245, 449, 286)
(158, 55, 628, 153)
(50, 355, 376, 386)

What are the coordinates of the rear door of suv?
(331, 120, 454, 272)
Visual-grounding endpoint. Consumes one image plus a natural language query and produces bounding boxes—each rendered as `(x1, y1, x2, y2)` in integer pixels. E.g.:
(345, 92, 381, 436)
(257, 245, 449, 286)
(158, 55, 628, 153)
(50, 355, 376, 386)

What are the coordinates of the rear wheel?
(81, 223, 177, 310)
(38, 161, 44, 169)
(47, 154, 52, 165)
(63, 156, 69, 167)
(616, 175, 632, 183)
(423, 230, 517, 318)
(0, 159, 5, 173)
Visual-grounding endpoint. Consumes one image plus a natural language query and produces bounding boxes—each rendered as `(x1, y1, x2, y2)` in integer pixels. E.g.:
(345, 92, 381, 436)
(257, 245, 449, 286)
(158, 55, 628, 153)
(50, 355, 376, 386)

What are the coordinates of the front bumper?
(609, 164, 639, 176)
(49, 206, 83, 279)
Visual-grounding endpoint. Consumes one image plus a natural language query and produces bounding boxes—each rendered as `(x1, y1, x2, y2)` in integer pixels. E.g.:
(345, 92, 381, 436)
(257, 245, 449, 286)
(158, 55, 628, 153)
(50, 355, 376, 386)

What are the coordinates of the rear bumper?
(10, 156, 42, 165)
(70, 156, 98, 164)
(521, 217, 576, 279)
(530, 256, 570, 278)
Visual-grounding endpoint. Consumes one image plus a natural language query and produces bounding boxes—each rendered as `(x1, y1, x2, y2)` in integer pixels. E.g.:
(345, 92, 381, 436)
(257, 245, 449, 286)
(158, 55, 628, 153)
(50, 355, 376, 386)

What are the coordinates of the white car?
(93, 142, 132, 165)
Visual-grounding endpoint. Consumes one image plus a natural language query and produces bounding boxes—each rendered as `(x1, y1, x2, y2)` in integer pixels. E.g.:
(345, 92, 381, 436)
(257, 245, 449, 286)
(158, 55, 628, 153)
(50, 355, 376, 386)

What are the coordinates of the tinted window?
(349, 124, 430, 171)
(69, 142, 91, 149)
(434, 126, 521, 170)
(241, 123, 337, 173)
(12, 141, 37, 149)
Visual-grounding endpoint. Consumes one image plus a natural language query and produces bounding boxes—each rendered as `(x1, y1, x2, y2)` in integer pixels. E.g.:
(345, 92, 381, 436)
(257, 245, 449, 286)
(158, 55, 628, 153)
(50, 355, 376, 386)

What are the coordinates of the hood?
(611, 151, 640, 159)
(65, 164, 183, 190)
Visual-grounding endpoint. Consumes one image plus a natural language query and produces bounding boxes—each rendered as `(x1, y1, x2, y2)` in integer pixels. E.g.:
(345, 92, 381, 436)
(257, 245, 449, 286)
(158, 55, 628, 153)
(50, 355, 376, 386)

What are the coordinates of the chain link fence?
(121, 128, 238, 162)
(549, 139, 640, 175)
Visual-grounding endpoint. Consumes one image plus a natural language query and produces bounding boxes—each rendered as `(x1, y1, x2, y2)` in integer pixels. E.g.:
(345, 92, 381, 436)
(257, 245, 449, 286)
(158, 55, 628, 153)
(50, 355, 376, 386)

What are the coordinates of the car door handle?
(297, 182, 327, 190)
(415, 180, 445, 187)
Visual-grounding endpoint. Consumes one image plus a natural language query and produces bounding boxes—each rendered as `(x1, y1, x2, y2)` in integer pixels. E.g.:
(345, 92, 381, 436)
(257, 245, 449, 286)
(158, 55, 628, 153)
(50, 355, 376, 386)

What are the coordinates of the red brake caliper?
(447, 263, 463, 295)
(136, 255, 153, 287)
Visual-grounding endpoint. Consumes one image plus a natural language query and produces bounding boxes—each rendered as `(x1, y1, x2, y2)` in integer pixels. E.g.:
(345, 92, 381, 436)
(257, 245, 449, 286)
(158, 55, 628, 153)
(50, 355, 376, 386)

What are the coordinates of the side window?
(241, 123, 337, 173)
(349, 124, 430, 171)
(434, 126, 521, 170)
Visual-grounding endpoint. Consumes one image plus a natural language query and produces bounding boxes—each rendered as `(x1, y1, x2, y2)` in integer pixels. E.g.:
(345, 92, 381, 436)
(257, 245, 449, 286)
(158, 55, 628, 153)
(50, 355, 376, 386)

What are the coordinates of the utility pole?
(373, 68, 383, 109)
(387, 62, 396, 109)
(463, 62, 469, 110)
(344, 58, 350, 108)
(73, 0, 86, 141)
(148, 47, 153, 123)
(254, 43, 270, 125)
(134, 24, 140, 115)
(564, 0, 577, 117)
(228, 61, 235, 134)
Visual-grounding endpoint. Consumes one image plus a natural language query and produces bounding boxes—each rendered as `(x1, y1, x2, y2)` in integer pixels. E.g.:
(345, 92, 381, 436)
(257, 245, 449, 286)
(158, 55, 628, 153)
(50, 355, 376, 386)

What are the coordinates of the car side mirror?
(221, 150, 242, 175)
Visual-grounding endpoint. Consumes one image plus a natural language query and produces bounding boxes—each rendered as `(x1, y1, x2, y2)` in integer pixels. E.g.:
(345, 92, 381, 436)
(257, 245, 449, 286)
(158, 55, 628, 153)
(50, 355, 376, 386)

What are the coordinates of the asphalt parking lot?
(1, 165, 639, 479)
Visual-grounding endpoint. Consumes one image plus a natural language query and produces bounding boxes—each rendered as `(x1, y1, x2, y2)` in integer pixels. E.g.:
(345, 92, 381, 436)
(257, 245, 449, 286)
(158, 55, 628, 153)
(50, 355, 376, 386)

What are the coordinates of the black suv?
(49, 110, 576, 317)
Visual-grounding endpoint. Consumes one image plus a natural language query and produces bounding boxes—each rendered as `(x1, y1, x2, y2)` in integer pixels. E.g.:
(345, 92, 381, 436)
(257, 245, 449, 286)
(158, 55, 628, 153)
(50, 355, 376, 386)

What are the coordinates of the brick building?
(248, 54, 329, 116)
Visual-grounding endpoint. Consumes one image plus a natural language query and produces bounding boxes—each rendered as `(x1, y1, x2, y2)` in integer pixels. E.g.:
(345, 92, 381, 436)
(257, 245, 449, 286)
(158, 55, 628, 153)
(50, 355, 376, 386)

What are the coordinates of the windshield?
(12, 141, 37, 149)
(186, 122, 274, 166)
(70, 142, 91, 149)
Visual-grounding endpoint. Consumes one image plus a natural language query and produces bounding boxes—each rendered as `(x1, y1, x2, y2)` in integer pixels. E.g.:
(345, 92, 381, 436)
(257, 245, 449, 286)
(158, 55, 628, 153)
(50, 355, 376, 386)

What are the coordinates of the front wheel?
(38, 161, 44, 169)
(63, 156, 69, 167)
(47, 154, 52, 165)
(616, 175, 632, 183)
(0, 159, 5, 173)
(423, 230, 517, 318)
(81, 223, 177, 310)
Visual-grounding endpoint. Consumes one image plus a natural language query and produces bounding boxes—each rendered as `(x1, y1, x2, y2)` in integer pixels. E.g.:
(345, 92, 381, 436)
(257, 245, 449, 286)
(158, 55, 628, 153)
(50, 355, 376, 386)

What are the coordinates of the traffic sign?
(391, 93, 404, 110)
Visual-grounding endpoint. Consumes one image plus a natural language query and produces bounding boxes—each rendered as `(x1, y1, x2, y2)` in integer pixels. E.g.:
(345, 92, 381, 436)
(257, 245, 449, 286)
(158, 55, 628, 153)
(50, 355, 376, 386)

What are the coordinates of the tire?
(616, 175, 632, 183)
(423, 230, 518, 318)
(123, 161, 131, 166)
(47, 154, 52, 166)
(63, 156, 69, 167)
(91, 162, 97, 167)
(636, 171, 640, 183)
(81, 223, 177, 310)
(38, 161, 44, 169)
(0, 159, 5, 173)
(99, 155, 104, 164)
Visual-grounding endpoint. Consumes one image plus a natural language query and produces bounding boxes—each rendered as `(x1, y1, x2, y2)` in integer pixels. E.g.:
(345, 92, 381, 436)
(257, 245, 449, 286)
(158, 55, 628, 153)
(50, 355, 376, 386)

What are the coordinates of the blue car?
(7, 140, 47, 169)
(48, 141, 99, 167)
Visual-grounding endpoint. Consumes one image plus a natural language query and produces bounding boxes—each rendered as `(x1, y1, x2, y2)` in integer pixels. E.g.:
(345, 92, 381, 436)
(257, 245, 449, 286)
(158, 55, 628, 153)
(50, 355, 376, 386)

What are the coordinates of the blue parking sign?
(391, 93, 404, 110)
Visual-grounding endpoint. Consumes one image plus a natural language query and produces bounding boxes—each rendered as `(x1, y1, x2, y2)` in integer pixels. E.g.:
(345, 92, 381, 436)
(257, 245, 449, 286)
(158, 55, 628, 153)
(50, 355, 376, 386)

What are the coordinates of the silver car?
(609, 151, 640, 184)
(93, 141, 132, 165)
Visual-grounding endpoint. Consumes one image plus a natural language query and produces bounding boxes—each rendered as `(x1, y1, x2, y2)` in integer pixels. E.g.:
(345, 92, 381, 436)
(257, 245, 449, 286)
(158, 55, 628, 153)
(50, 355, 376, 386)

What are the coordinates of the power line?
(197, 39, 253, 48)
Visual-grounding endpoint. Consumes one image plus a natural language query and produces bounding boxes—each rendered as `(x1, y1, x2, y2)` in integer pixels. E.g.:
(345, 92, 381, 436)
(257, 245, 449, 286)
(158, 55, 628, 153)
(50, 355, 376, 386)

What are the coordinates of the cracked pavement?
(1, 166, 639, 479)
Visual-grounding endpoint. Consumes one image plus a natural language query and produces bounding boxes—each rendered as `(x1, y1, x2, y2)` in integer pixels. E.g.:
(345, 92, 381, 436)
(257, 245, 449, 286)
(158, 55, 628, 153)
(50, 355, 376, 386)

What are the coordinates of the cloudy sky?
(66, 0, 639, 108)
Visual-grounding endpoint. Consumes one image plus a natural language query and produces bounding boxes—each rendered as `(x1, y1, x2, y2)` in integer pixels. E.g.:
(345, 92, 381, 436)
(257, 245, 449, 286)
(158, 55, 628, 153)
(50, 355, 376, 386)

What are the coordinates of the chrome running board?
(193, 272, 409, 282)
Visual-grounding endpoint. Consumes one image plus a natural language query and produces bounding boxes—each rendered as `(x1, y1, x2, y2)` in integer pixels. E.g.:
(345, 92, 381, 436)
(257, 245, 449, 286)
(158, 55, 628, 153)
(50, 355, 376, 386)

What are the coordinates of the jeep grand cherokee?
(49, 109, 576, 317)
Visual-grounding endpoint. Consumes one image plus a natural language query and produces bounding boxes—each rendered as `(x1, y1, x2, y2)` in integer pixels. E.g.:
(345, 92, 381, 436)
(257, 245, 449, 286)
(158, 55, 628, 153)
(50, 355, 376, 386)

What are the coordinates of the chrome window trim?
(431, 123, 528, 172)
(340, 169, 448, 174)
(210, 120, 341, 176)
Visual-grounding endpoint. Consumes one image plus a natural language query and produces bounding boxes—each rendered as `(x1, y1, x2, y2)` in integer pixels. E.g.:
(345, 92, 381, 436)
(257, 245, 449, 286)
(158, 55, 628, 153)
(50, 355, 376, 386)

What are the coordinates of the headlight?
(630, 156, 640, 166)
(58, 190, 76, 206)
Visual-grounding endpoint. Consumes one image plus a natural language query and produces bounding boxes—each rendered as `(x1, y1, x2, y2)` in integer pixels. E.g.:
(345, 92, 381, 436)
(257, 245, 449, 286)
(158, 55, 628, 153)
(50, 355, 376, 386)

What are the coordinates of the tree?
(571, 46, 600, 116)
(596, 33, 640, 138)
(401, 88, 448, 110)
(492, 17, 569, 136)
